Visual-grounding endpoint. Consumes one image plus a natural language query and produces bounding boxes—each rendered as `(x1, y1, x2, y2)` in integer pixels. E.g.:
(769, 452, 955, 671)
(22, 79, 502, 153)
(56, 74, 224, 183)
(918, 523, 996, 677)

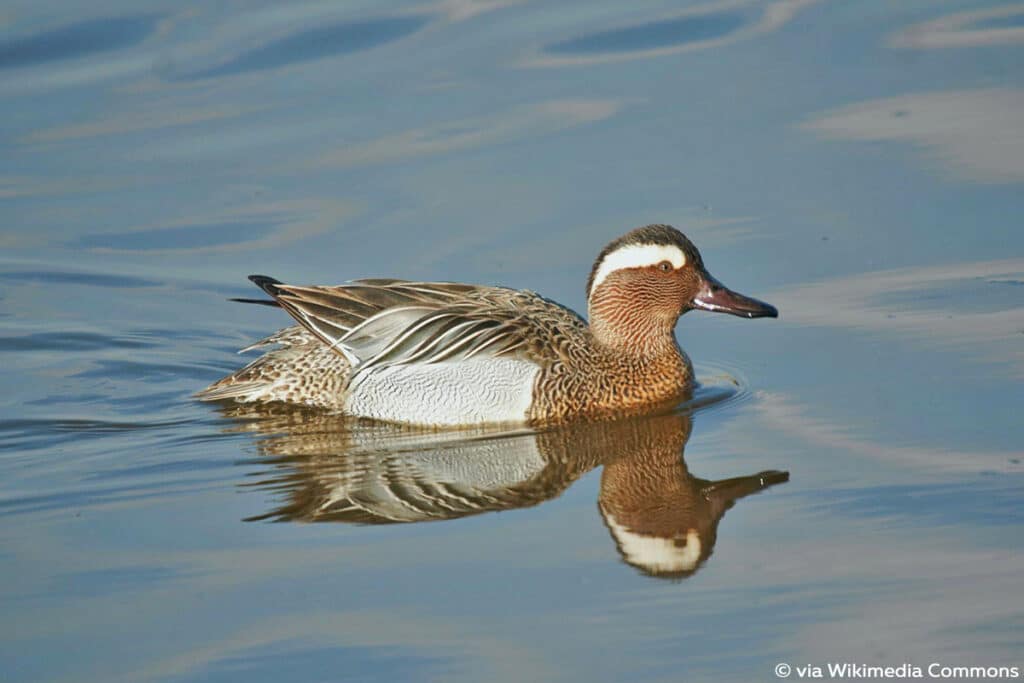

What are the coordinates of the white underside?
(604, 511, 703, 574)
(344, 358, 539, 426)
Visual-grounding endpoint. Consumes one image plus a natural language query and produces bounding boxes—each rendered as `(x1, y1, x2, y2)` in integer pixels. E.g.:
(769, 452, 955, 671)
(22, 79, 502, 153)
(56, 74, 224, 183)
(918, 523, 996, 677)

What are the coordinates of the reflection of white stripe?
(605, 511, 702, 573)
(590, 244, 685, 294)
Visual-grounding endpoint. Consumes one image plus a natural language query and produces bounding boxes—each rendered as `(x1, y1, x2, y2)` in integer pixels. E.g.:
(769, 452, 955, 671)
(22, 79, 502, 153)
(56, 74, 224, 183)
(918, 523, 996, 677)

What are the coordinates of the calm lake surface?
(2, 1, 1023, 681)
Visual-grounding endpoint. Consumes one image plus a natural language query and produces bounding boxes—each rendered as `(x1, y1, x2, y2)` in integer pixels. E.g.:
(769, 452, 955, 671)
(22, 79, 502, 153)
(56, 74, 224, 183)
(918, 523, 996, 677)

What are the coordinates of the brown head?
(596, 413, 790, 580)
(586, 224, 777, 353)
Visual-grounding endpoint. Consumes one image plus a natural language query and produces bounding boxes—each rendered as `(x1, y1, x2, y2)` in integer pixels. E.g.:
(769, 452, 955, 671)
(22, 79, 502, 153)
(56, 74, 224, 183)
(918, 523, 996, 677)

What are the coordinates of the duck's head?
(586, 224, 777, 351)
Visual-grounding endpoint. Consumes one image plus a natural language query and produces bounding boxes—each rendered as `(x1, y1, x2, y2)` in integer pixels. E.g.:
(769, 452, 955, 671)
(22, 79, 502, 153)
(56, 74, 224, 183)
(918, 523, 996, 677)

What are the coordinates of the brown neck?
(587, 286, 681, 358)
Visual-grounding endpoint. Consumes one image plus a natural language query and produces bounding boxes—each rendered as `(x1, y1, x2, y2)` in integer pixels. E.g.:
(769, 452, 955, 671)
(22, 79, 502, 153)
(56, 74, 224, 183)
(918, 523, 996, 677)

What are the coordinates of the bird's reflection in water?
(222, 405, 788, 579)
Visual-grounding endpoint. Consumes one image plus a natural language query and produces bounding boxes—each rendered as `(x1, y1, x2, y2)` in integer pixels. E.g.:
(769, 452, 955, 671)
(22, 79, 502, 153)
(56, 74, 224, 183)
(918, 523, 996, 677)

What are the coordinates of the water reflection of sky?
(1, 0, 1023, 681)
(0, 15, 161, 70)
(179, 16, 430, 81)
(545, 11, 749, 55)
(803, 88, 1024, 183)
(891, 4, 1024, 49)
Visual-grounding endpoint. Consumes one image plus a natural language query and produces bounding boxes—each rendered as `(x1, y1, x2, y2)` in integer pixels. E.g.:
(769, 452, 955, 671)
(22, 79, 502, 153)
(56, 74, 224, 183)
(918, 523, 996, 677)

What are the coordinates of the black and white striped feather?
(247, 275, 573, 380)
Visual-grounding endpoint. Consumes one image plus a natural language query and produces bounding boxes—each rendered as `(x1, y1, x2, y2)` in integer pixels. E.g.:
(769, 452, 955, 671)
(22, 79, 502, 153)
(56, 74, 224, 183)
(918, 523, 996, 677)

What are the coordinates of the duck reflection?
(222, 405, 788, 579)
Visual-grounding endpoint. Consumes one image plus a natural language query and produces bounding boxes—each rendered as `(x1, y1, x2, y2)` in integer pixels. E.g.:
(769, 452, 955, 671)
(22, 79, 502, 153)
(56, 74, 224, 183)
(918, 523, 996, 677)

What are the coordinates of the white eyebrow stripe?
(590, 243, 686, 294)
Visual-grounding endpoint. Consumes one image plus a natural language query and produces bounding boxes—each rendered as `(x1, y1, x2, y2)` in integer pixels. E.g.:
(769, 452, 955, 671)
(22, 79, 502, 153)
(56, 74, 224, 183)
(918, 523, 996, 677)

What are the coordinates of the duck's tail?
(228, 274, 284, 307)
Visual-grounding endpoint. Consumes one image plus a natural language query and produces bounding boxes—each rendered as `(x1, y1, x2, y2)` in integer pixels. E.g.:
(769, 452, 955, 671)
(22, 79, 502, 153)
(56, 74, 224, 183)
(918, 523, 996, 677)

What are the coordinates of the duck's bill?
(691, 274, 778, 319)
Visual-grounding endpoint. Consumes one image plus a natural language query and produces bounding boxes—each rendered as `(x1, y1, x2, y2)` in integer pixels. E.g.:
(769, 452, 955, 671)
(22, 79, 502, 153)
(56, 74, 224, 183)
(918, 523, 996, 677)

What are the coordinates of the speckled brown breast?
(526, 341, 694, 425)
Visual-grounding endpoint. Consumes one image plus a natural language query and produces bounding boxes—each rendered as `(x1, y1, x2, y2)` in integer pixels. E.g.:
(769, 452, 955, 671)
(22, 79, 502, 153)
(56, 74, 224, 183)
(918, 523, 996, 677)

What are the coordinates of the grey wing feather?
(252, 278, 547, 376)
(353, 308, 524, 373)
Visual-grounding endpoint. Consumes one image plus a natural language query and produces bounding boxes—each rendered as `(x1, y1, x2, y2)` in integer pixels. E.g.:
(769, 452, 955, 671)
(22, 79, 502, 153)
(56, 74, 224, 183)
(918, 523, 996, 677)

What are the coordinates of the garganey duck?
(228, 406, 789, 578)
(198, 224, 777, 426)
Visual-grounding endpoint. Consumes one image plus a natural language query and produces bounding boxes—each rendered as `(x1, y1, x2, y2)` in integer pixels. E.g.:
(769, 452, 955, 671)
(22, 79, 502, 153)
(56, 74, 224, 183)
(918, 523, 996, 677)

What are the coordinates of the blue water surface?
(1, 1, 1022, 682)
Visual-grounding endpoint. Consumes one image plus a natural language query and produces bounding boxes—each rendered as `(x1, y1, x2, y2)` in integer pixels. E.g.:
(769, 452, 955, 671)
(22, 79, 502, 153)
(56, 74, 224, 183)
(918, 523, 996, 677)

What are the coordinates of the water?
(2, 1, 1022, 681)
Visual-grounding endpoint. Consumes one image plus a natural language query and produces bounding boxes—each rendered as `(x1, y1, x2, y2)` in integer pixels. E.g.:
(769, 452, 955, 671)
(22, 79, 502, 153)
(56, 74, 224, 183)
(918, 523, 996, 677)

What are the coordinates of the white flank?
(589, 243, 685, 295)
(321, 435, 547, 522)
(344, 358, 538, 427)
(604, 511, 703, 574)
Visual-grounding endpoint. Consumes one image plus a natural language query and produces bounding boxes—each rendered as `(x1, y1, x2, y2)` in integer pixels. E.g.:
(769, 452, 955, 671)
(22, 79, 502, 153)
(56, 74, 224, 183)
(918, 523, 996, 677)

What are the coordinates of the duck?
(223, 405, 789, 578)
(197, 224, 777, 426)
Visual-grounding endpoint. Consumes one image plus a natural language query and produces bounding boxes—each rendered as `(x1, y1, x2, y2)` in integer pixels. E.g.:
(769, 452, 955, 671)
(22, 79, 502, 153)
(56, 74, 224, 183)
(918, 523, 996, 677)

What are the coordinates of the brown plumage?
(197, 225, 777, 426)
(224, 404, 788, 578)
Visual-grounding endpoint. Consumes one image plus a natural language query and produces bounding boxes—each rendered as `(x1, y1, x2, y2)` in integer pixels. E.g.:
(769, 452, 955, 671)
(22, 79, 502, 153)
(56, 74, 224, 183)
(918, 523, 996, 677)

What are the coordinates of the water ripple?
(687, 361, 754, 416)
(0, 479, 221, 517)
(0, 331, 155, 353)
(75, 221, 279, 251)
(182, 15, 429, 81)
(0, 417, 192, 452)
(546, 11, 747, 56)
(523, 1, 816, 67)
(0, 15, 160, 70)
(0, 269, 161, 288)
(74, 359, 218, 382)
(891, 5, 1024, 49)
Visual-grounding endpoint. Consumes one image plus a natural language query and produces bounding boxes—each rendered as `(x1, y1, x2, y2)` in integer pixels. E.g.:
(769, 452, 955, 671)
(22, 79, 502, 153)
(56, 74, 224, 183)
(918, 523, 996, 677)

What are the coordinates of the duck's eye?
(658, 261, 673, 272)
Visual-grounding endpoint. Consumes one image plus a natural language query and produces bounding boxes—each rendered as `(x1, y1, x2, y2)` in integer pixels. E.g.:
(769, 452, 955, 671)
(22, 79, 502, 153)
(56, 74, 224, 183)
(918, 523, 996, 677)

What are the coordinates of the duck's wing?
(250, 429, 556, 523)
(248, 275, 586, 373)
